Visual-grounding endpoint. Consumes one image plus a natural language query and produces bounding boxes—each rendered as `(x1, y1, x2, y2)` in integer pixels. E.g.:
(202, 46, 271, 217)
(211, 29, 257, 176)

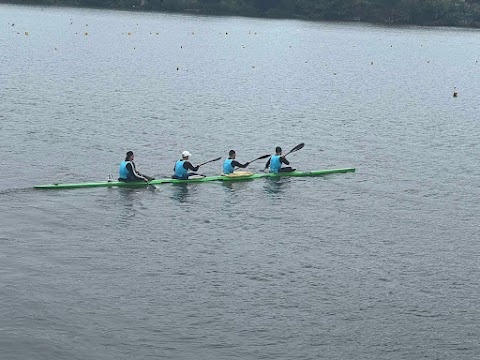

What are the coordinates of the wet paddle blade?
(285, 143, 305, 156)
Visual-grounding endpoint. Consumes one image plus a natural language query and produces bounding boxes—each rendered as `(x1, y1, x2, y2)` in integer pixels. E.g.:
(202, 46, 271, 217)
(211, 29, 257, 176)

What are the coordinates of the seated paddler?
(173, 151, 200, 180)
(264, 146, 295, 173)
(118, 151, 153, 182)
(223, 150, 250, 175)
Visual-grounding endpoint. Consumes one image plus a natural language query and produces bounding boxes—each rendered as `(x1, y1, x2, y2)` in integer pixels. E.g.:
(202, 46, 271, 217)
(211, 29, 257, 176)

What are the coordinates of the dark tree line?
(4, 0, 480, 27)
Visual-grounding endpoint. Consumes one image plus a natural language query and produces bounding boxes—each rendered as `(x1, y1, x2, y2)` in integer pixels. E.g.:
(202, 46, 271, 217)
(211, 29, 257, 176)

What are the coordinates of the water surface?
(1, 5, 479, 360)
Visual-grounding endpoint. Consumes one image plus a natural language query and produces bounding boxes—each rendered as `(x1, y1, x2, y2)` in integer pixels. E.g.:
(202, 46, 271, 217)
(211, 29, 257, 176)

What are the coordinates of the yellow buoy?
(25, 31, 29, 36)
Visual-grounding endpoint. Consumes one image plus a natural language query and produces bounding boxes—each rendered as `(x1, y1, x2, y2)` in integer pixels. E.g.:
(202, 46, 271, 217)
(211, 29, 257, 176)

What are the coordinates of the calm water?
(1, 4, 480, 359)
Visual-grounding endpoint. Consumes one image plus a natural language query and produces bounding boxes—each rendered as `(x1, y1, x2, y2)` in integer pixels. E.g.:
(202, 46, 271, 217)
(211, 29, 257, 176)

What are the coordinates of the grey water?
(1, 4, 479, 359)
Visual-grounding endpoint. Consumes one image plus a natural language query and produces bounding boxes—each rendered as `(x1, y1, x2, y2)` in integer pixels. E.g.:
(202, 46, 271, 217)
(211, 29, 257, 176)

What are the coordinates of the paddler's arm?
(280, 156, 290, 165)
(184, 161, 200, 172)
(127, 162, 148, 182)
(232, 160, 250, 169)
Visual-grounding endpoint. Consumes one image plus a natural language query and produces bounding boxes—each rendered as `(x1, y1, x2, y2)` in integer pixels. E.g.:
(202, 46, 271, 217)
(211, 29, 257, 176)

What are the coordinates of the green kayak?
(33, 168, 355, 190)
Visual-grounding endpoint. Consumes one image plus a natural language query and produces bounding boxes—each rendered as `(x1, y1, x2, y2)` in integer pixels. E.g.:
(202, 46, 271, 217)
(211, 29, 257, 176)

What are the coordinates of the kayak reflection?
(263, 177, 291, 196)
(170, 184, 190, 203)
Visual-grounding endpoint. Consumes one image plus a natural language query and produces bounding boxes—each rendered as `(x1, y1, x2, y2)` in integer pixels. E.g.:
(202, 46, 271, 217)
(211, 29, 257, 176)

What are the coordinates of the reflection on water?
(263, 177, 291, 196)
(170, 184, 191, 202)
(116, 187, 138, 203)
(221, 179, 253, 191)
(115, 187, 146, 223)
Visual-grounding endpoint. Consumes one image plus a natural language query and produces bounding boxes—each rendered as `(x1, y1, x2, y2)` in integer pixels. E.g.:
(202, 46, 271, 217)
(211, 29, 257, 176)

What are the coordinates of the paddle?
(147, 182, 157, 190)
(283, 142, 305, 157)
(196, 156, 221, 168)
(246, 154, 270, 164)
(143, 175, 156, 189)
(144, 179, 156, 190)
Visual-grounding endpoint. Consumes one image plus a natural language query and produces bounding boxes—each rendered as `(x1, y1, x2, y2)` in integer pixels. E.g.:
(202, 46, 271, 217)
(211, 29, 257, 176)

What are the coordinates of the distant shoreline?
(2, 0, 480, 29)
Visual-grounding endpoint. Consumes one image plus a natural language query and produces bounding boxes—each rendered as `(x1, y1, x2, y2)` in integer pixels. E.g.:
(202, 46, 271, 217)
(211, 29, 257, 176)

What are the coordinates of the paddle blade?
(249, 154, 271, 163)
(289, 143, 305, 153)
(284, 143, 305, 156)
(256, 154, 271, 160)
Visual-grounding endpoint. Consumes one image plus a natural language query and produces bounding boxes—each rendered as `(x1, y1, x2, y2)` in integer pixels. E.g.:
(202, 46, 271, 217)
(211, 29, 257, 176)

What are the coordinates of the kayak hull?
(33, 168, 355, 189)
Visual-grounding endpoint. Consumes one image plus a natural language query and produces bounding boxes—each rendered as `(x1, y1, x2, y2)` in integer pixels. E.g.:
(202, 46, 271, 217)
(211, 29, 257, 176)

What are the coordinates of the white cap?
(181, 151, 191, 158)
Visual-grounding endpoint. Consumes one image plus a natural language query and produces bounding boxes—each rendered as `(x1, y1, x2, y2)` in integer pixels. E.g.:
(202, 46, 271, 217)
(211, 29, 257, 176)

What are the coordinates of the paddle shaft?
(197, 157, 221, 167)
(247, 154, 270, 164)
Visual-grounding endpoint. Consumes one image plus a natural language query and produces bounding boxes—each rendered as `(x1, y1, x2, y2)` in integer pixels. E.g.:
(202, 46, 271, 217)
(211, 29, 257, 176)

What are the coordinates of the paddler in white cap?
(172, 151, 200, 179)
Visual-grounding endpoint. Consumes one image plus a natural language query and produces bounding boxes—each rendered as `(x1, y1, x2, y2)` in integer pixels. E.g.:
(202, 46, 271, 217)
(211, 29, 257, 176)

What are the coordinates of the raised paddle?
(283, 142, 305, 157)
(196, 156, 222, 167)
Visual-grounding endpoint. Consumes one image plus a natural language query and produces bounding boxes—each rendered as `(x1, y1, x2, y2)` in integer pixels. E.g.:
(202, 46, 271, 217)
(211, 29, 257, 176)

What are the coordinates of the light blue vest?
(175, 160, 188, 178)
(119, 161, 130, 179)
(270, 155, 282, 173)
(223, 159, 234, 174)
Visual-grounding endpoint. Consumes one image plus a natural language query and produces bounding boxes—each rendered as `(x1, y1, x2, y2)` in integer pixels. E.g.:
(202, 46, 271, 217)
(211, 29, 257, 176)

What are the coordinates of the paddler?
(118, 151, 154, 182)
(173, 151, 200, 179)
(223, 150, 250, 175)
(264, 146, 295, 173)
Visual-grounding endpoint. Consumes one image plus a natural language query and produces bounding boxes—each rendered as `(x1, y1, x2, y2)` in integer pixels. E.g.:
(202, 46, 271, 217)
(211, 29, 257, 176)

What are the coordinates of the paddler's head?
(275, 146, 282, 155)
(228, 150, 236, 159)
(126, 151, 134, 161)
(181, 150, 191, 160)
